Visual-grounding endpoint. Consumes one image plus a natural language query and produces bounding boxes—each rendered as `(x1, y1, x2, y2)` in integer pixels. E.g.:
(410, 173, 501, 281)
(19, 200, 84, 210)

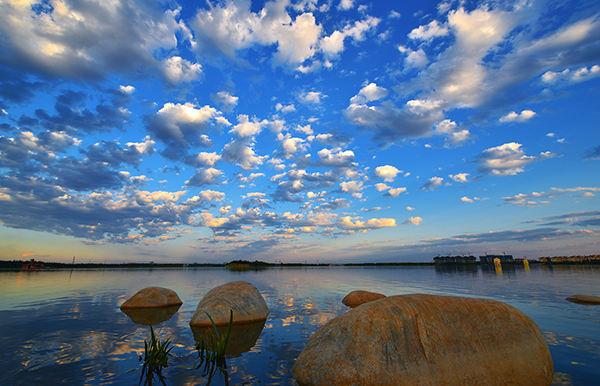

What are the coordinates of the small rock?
(189, 281, 269, 327)
(342, 290, 386, 308)
(120, 287, 183, 309)
(566, 294, 600, 305)
(293, 294, 553, 386)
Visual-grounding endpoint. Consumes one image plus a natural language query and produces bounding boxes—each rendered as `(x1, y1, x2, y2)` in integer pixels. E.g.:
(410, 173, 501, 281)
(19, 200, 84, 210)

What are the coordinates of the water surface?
(1, 264, 599, 385)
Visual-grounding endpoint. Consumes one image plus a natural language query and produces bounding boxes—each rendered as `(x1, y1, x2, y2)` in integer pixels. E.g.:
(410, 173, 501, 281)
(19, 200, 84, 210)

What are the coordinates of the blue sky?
(0, 0, 599, 264)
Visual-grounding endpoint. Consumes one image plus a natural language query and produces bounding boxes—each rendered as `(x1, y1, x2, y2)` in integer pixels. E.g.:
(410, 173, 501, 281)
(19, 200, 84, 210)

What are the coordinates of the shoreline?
(2, 256, 599, 271)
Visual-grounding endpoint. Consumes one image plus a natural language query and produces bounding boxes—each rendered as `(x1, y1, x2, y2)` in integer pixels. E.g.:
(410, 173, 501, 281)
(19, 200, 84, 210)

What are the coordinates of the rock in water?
(293, 294, 553, 386)
(566, 294, 600, 305)
(342, 290, 386, 308)
(189, 281, 270, 326)
(120, 287, 183, 309)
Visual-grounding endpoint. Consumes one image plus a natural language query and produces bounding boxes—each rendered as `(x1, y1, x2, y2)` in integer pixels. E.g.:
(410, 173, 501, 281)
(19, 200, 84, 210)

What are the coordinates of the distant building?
(433, 255, 476, 264)
(479, 254, 514, 264)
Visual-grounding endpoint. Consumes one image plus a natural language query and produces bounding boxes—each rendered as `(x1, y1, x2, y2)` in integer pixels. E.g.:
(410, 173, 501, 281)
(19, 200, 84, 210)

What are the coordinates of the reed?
(194, 309, 233, 376)
(140, 326, 173, 386)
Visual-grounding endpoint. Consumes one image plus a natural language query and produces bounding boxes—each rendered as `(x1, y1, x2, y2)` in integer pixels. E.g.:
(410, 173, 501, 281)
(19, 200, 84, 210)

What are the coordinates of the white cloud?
(0, 0, 184, 80)
(404, 48, 429, 69)
(350, 83, 389, 104)
(192, 152, 221, 167)
(375, 165, 401, 182)
(320, 17, 380, 58)
(186, 168, 223, 187)
(408, 20, 449, 41)
(388, 187, 407, 197)
(300, 91, 325, 104)
(162, 56, 202, 84)
(278, 133, 308, 158)
(500, 110, 536, 123)
(406, 206, 415, 211)
(403, 216, 422, 225)
(542, 65, 600, 84)
(316, 148, 355, 167)
(211, 91, 239, 112)
(374, 183, 390, 191)
(422, 177, 444, 191)
(338, 0, 354, 10)
(120, 85, 135, 94)
(339, 216, 397, 230)
(229, 115, 268, 137)
(341, 180, 365, 198)
(474, 142, 540, 176)
(449, 173, 469, 183)
(276, 103, 296, 113)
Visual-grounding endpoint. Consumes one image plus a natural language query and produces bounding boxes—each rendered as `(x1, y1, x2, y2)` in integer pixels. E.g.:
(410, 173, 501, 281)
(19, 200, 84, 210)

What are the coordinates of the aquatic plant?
(194, 309, 233, 377)
(140, 326, 173, 386)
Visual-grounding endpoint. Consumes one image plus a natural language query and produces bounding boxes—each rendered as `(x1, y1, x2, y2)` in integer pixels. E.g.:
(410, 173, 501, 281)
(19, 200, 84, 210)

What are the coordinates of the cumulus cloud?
(162, 56, 202, 84)
(320, 17, 380, 58)
(0, 0, 184, 81)
(449, 173, 469, 183)
(186, 168, 223, 187)
(146, 102, 224, 160)
(500, 110, 536, 123)
(408, 20, 449, 41)
(387, 187, 407, 197)
(422, 177, 444, 191)
(350, 83, 389, 104)
(191, 0, 377, 70)
(299, 91, 326, 104)
(340, 180, 365, 198)
(375, 165, 401, 181)
(542, 65, 600, 84)
(339, 216, 397, 231)
(403, 216, 423, 225)
(211, 91, 239, 112)
(473, 142, 553, 176)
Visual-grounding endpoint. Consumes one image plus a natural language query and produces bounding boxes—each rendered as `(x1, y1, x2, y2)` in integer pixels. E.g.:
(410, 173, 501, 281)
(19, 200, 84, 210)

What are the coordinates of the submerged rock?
(120, 287, 183, 309)
(189, 281, 269, 327)
(342, 290, 386, 308)
(293, 294, 553, 386)
(566, 294, 600, 305)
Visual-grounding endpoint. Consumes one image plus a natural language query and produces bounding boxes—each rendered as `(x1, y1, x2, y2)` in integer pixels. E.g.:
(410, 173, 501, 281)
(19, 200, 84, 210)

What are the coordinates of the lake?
(1, 264, 599, 385)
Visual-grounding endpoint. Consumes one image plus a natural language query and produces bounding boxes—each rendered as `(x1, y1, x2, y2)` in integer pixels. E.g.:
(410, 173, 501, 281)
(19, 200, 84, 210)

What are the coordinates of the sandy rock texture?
(189, 281, 270, 326)
(120, 287, 183, 309)
(342, 290, 386, 308)
(293, 294, 553, 386)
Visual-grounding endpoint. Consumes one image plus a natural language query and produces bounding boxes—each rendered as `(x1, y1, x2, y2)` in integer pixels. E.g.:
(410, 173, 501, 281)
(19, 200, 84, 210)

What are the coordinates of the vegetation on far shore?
(1, 255, 599, 270)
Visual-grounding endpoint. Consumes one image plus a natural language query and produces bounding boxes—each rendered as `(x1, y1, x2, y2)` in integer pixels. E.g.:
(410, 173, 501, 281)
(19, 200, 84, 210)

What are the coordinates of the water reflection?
(2, 265, 600, 385)
(121, 305, 181, 326)
(191, 321, 265, 357)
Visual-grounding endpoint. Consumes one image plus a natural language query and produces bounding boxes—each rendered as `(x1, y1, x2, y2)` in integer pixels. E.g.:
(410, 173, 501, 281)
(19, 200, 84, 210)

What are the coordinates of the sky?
(0, 0, 599, 264)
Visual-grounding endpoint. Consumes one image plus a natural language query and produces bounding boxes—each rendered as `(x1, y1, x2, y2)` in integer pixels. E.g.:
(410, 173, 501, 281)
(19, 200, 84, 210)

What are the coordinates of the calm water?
(1, 264, 599, 385)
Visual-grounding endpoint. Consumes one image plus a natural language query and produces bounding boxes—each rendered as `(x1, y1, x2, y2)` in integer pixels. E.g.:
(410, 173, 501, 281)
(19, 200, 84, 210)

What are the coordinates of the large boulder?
(342, 290, 386, 308)
(566, 294, 600, 305)
(189, 281, 269, 327)
(120, 287, 183, 309)
(293, 294, 553, 386)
